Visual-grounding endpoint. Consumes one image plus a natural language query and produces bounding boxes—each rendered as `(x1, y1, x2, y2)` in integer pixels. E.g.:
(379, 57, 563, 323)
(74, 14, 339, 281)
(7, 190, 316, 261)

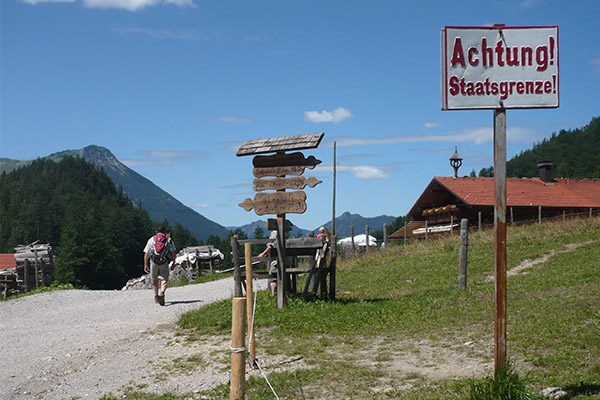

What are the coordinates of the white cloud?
(112, 27, 203, 41)
(317, 163, 388, 180)
(194, 203, 209, 209)
(85, 0, 194, 11)
(348, 165, 389, 180)
(121, 159, 166, 167)
(590, 57, 600, 75)
(143, 150, 205, 160)
(20, 0, 195, 10)
(334, 125, 545, 147)
(304, 107, 353, 123)
(424, 122, 440, 129)
(218, 115, 253, 124)
(21, 0, 75, 3)
(120, 149, 205, 167)
(520, 0, 540, 8)
(244, 35, 269, 42)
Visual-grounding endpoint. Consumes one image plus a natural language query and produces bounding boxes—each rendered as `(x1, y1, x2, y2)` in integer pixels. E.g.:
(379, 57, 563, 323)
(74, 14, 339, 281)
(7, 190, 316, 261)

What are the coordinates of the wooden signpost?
(253, 165, 308, 178)
(253, 176, 322, 192)
(252, 152, 321, 168)
(238, 191, 307, 215)
(237, 132, 324, 309)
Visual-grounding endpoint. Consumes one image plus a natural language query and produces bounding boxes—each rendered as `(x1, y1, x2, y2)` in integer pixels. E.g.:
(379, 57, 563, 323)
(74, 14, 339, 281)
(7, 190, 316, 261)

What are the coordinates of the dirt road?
(0, 278, 265, 399)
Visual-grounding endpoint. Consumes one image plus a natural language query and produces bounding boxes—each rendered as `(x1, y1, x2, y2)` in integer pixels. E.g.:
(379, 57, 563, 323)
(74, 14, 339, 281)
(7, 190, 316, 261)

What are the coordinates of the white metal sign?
(441, 26, 559, 110)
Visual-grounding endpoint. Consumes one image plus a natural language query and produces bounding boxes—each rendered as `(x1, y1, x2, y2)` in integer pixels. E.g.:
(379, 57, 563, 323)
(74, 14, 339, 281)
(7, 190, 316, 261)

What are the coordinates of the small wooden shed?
(0, 243, 55, 297)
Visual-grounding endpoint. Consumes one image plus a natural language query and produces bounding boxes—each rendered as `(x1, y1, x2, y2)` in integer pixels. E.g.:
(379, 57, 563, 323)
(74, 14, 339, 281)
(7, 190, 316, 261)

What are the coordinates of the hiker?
(316, 226, 329, 243)
(144, 226, 177, 306)
(258, 230, 278, 296)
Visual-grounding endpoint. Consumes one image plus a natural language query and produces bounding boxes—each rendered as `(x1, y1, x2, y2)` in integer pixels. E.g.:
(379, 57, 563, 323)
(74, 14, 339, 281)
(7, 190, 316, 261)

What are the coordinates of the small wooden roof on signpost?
(236, 132, 324, 156)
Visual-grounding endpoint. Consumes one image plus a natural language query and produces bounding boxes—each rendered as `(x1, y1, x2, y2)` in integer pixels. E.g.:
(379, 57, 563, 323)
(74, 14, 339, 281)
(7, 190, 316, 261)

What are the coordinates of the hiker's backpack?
(150, 233, 170, 264)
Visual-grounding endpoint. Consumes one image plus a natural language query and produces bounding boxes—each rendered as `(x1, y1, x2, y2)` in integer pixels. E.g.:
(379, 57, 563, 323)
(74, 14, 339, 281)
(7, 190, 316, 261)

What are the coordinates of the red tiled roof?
(0, 254, 16, 271)
(435, 176, 600, 208)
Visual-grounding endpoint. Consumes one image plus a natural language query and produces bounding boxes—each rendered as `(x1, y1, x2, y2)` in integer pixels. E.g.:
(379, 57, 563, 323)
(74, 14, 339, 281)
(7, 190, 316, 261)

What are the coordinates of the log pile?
(0, 242, 55, 298)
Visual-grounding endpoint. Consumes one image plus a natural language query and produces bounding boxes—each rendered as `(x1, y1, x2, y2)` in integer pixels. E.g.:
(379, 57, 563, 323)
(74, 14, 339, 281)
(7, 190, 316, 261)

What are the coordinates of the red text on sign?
(448, 75, 557, 100)
(450, 36, 556, 72)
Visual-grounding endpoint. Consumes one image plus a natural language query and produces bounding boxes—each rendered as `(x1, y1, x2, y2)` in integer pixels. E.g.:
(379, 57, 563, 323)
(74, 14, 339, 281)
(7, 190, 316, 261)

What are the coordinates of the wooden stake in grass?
(459, 218, 468, 290)
(230, 297, 246, 400)
(244, 243, 255, 366)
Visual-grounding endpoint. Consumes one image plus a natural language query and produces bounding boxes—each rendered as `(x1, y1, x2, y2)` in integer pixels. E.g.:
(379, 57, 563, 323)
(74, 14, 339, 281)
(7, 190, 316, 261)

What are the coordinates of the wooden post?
(478, 211, 482, 231)
(383, 223, 388, 247)
(244, 244, 255, 366)
(34, 249, 40, 288)
(276, 215, 287, 308)
(450, 215, 454, 235)
(49, 248, 56, 282)
(351, 225, 356, 257)
(291, 256, 297, 293)
(320, 257, 328, 298)
(510, 207, 514, 225)
(538, 206, 542, 224)
(230, 297, 246, 400)
(563, 210, 566, 221)
(365, 225, 369, 254)
(425, 220, 428, 241)
(403, 221, 407, 247)
(231, 235, 242, 297)
(590, 208, 593, 218)
(24, 259, 31, 292)
(329, 236, 336, 301)
(459, 218, 468, 290)
(332, 141, 337, 236)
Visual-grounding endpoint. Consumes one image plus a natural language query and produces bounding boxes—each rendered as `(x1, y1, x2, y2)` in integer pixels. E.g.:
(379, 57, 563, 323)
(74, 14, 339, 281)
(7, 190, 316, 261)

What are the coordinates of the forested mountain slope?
(1, 157, 154, 289)
(506, 116, 600, 179)
(1, 145, 230, 240)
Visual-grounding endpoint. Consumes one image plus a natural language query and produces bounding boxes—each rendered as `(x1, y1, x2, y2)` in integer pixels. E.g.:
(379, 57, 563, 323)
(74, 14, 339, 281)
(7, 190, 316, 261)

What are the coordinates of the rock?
(541, 387, 569, 399)
(121, 274, 153, 290)
(121, 264, 195, 290)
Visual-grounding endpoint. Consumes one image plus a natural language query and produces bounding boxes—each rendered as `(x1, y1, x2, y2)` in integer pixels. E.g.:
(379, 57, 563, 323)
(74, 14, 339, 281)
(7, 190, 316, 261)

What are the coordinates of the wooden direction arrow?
(238, 191, 307, 215)
(252, 152, 322, 169)
(253, 176, 322, 192)
(253, 165, 308, 178)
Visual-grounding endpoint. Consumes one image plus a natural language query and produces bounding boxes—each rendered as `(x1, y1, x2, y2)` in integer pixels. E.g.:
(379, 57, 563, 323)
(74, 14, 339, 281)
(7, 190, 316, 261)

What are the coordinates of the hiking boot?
(158, 294, 165, 306)
(154, 295, 160, 304)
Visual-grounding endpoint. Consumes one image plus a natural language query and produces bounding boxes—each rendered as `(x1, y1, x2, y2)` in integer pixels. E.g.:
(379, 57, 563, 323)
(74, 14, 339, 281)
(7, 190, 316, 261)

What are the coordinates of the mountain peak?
(39, 145, 229, 240)
(81, 145, 120, 168)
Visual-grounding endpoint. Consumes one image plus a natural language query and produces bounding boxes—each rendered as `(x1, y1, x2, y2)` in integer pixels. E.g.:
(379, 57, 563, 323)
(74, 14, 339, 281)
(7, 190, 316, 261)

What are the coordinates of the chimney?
(537, 161, 553, 183)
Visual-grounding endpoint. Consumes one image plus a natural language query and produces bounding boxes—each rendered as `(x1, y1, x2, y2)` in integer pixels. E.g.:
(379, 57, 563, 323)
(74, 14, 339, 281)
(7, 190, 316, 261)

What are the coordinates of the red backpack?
(150, 233, 170, 264)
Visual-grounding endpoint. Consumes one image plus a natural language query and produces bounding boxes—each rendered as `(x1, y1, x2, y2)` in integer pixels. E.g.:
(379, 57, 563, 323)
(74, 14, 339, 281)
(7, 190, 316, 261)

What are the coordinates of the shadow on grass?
(295, 292, 389, 304)
(564, 383, 600, 397)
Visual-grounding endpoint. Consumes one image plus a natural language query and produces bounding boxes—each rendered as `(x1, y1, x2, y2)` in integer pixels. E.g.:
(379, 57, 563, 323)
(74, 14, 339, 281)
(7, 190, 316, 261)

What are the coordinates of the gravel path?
(1, 278, 266, 399)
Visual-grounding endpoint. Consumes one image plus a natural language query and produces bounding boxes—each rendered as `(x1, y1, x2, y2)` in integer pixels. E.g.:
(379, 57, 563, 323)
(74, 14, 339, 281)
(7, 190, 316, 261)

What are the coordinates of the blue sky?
(2, 0, 599, 231)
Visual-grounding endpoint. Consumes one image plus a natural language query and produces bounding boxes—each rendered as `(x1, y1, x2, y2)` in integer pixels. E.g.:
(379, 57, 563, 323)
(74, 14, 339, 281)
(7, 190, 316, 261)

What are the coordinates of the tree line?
(1, 157, 204, 290)
(468, 116, 599, 179)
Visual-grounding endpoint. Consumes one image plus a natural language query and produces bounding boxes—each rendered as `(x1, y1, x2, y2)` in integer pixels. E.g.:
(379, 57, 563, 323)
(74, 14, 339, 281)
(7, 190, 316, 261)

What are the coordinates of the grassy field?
(115, 216, 600, 399)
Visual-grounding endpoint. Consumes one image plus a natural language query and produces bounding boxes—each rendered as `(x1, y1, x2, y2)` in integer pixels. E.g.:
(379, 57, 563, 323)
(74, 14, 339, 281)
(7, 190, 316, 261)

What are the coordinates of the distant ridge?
(1, 145, 229, 240)
(227, 219, 310, 238)
(322, 212, 396, 238)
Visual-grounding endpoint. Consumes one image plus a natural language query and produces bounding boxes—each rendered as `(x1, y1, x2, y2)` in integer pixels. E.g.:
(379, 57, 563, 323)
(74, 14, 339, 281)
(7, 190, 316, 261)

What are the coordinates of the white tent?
(337, 234, 377, 247)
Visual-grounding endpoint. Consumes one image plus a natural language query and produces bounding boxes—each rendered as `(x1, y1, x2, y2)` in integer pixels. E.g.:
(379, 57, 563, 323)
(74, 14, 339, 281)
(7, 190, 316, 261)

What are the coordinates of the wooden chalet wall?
(0, 243, 55, 297)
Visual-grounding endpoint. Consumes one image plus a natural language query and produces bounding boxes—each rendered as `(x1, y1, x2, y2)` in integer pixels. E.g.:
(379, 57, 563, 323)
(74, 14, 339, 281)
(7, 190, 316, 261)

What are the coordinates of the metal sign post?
(493, 108, 507, 374)
(441, 25, 559, 375)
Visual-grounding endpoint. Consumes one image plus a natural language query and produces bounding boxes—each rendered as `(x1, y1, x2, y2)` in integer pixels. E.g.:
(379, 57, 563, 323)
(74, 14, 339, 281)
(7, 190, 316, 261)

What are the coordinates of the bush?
(468, 362, 542, 400)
